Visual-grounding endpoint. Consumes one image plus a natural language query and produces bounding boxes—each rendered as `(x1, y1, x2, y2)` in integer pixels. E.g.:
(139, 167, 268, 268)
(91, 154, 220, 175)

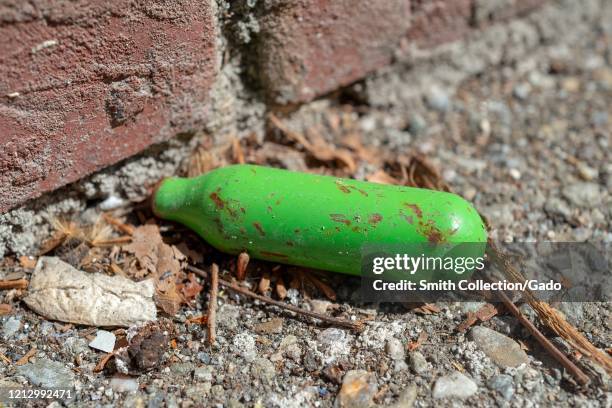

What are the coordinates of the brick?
(0, 0, 216, 213)
(256, 0, 411, 105)
(406, 0, 473, 47)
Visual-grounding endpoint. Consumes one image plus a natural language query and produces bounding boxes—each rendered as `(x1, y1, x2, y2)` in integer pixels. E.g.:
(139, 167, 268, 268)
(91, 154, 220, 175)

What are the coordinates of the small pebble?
(487, 374, 514, 400)
(89, 330, 116, 353)
(253, 318, 283, 334)
(562, 182, 602, 208)
(251, 357, 276, 383)
(470, 326, 529, 368)
(335, 370, 378, 408)
(408, 114, 427, 135)
(110, 375, 139, 392)
(194, 366, 214, 382)
(385, 338, 405, 361)
(432, 372, 477, 399)
(425, 86, 451, 112)
(17, 359, 75, 388)
(409, 351, 429, 375)
(232, 332, 256, 362)
(2, 316, 21, 338)
(99, 195, 126, 210)
(513, 83, 531, 100)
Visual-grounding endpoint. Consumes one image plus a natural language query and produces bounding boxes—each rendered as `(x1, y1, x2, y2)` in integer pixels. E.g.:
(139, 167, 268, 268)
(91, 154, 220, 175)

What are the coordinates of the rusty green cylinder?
(152, 164, 487, 276)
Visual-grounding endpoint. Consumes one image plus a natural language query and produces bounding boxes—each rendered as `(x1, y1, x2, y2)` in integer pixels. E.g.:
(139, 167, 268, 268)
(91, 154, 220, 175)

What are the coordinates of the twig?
(187, 265, 363, 332)
(207, 263, 219, 346)
(0, 279, 28, 290)
(0, 304, 12, 316)
(496, 288, 590, 386)
(306, 274, 337, 301)
(91, 236, 132, 246)
(94, 352, 115, 372)
(15, 347, 37, 366)
(0, 353, 11, 365)
(102, 213, 135, 235)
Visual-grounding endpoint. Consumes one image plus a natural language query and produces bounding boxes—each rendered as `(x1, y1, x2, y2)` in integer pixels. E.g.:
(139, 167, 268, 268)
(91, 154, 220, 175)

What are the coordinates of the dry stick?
(102, 213, 135, 235)
(496, 288, 590, 386)
(207, 263, 219, 346)
(0, 353, 11, 365)
(187, 265, 363, 332)
(0, 304, 12, 315)
(15, 347, 37, 366)
(0, 279, 28, 290)
(91, 236, 132, 246)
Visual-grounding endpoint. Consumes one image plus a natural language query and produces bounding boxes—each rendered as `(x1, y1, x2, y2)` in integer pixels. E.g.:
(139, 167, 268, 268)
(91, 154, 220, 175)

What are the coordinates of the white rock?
(232, 332, 256, 362)
(99, 195, 126, 210)
(24, 257, 156, 327)
(317, 328, 352, 364)
(110, 375, 139, 392)
(385, 338, 405, 361)
(89, 330, 116, 353)
(2, 316, 21, 338)
(433, 372, 478, 399)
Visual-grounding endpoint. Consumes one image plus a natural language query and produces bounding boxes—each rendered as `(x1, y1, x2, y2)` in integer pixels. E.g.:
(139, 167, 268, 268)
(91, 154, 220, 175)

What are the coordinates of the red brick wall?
(0, 0, 548, 213)
(0, 0, 216, 212)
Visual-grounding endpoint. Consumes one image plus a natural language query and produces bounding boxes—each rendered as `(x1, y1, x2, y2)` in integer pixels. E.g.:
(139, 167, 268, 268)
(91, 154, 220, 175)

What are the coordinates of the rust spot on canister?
(404, 203, 423, 218)
(416, 218, 446, 244)
(213, 217, 224, 234)
(368, 213, 383, 225)
(352, 186, 368, 197)
(209, 192, 225, 209)
(427, 230, 444, 243)
(335, 180, 351, 193)
(260, 251, 288, 258)
(253, 222, 266, 236)
(329, 213, 351, 226)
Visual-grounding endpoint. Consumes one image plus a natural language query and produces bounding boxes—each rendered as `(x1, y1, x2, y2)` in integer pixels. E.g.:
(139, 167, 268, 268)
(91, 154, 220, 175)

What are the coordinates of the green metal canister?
(153, 164, 487, 276)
